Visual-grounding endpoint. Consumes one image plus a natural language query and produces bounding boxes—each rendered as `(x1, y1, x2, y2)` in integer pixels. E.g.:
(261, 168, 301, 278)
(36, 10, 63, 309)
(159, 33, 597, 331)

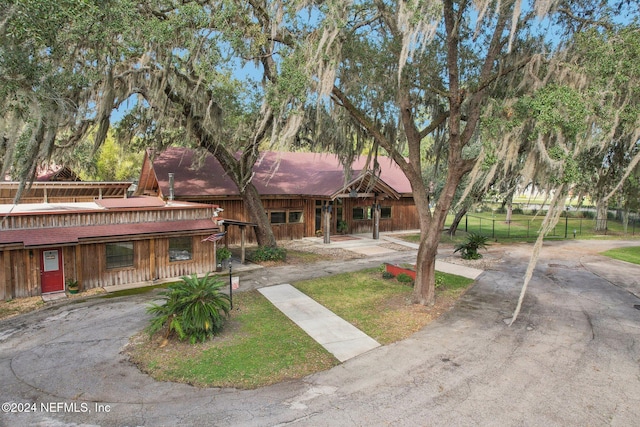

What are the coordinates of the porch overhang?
(329, 171, 401, 201)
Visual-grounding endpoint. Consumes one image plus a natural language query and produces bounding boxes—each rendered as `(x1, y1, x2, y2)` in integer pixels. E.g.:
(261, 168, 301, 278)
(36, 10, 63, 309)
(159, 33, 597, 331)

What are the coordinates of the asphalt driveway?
(0, 240, 639, 426)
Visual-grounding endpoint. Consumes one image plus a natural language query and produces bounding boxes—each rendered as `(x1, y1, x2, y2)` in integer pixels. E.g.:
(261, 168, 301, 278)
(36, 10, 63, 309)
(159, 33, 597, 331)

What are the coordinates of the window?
(106, 242, 134, 269)
(288, 211, 303, 223)
(270, 211, 286, 224)
(270, 210, 304, 224)
(169, 237, 192, 262)
(381, 206, 392, 219)
(353, 206, 372, 220)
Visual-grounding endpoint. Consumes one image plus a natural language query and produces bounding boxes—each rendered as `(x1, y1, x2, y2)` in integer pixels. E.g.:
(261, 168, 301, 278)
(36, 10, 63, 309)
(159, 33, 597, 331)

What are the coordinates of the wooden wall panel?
(10, 250, 34, 298)
(208, 196, 418, 244)
(80, 242, 152, 289)
(3, 206, 215, 230)
(78, 235, 217, 291)
(153, 236, 217, 280)
(62, 247, 76, 287)
(0, 252, 7, 300)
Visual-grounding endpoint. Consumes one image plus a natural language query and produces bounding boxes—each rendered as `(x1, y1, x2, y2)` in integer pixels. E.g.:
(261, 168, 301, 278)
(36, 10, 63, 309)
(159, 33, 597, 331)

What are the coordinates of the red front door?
(41, 249, 64, 293)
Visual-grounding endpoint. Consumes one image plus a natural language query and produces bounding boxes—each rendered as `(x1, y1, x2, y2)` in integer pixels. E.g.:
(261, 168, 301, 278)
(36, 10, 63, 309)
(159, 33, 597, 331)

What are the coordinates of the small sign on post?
(227, 264, 240, 309)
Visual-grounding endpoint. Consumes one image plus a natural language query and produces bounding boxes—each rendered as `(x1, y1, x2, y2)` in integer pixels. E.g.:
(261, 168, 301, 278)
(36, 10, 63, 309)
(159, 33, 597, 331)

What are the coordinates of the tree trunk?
(161, 82, 278, 248)
(595, 198, 608, 231)
(203, 144, 277, 248)
(413, 228, 440, 305)
(241, 184, 277, 247)
(411, 164, 463, 305)
(449, 208, 467, 236)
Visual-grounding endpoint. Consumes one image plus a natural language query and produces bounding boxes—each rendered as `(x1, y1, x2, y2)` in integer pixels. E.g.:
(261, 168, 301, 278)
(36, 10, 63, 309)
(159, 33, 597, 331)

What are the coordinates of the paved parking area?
(0, 239, 639, 426)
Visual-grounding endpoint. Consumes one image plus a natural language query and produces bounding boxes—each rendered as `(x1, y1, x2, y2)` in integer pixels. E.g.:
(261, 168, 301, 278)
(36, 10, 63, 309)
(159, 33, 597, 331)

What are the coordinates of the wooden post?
(373, 203, 381, 240)
(75, 245, 83, 290)
(323, 202, 331, 244)
(240, 225, 246, 264)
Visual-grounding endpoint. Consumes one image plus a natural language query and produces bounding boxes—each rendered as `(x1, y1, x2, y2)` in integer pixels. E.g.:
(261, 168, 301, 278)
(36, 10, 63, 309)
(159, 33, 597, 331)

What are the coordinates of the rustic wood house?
(0, 197, 223, 299)
(135, 148, 420, 244)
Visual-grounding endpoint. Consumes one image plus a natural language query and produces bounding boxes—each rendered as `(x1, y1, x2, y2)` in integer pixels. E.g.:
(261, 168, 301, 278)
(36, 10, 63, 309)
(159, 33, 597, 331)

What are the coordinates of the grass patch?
(126, 290, 338, 389)
(601, 246, 640, 265)
(294, 268, 474, 345)
(437, 271, 475, 291)
(126, 268, 474, 388)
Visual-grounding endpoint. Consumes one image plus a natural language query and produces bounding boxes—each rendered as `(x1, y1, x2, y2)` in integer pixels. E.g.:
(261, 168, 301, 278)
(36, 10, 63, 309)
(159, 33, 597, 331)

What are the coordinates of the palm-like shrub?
(454, 232, 490, 260)
(146, 273, 231, 344)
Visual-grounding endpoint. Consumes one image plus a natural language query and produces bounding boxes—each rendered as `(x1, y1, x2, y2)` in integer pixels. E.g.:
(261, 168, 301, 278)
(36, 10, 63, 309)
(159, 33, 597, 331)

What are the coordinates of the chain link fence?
(461, 215, 640, 239)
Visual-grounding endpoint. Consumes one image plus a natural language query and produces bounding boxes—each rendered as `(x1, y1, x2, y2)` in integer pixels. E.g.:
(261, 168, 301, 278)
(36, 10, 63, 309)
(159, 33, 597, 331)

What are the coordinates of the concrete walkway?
(258, 284, 380, 362)
(252, 233, 482, 362)
(306, 232, 484, 280)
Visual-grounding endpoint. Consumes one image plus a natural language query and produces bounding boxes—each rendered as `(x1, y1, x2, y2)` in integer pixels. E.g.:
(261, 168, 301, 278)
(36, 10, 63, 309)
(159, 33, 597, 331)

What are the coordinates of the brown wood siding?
(153, 236, 216, 280)
(0, 249, 38, 298)
(341, 197, 419, 235)
(62, 247, 76, 289)
(2, 207, 214, 230)
(8, 249, 37, 298)
(197, 198, 312, 245)
(78, 235, 216, 291)
(80, 242, 151, 289)
(136, 152, 159, 197)
(0, 251, 9, 300)
(188, 196, 418, 244)
(387, 198, 420, 231)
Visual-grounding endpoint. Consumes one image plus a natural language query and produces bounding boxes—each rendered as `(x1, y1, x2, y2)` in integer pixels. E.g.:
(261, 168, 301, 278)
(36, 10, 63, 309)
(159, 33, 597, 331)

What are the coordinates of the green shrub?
(146, 273, 231, 344)
(454, 232, 490, 260)
(382, 271, 395, 279)
(396, 273, 414, 285)
(250, 246, 287, 262)
(512, 207, 523, 215)
(337, 220, 348, 234)
(217, 247, 232, 262)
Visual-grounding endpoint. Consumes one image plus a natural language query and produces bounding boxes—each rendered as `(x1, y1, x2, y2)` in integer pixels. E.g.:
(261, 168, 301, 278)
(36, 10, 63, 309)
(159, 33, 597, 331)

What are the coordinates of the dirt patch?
(0, 288, 107, 320)
(0, 297, 45, 320)
(244, 240, 366, 267)
(438, 242, 505, 271)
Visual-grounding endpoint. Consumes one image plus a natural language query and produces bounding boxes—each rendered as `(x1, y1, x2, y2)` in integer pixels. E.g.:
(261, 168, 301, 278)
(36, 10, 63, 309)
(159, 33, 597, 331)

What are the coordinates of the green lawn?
(601, 246, 640, 265)
(126, 268, 474, 388)
(128, 290, 338, 389)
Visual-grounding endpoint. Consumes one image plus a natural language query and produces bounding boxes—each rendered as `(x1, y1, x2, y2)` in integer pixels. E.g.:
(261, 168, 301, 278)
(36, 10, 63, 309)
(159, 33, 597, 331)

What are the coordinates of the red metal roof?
(95, 196, 167, 209)
(0, 219, 219, 248)
(151, 148, 413, 198)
